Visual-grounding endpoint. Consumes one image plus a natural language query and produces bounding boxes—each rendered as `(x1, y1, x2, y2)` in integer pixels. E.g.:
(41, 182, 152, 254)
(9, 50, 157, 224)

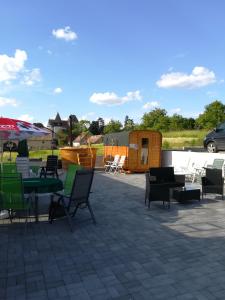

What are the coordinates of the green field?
(1, 130, 208, 162)
(162, 130, 208, 149)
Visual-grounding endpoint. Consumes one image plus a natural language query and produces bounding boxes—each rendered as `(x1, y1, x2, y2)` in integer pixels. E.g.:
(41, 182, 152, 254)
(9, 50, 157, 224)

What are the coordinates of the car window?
(217, 122, 225, 131)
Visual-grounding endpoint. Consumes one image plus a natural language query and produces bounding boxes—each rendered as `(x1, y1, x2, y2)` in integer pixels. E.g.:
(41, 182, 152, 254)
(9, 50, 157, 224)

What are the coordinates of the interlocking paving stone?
(1, 172, 225, 299)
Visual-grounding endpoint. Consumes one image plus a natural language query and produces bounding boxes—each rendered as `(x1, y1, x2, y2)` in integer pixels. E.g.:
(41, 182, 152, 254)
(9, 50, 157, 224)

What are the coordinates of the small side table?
(173, 188, 201, 203)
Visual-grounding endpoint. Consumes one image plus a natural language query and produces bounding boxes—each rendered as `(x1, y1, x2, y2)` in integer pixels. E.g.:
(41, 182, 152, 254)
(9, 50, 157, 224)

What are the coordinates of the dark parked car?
(203, 121, 225, 152)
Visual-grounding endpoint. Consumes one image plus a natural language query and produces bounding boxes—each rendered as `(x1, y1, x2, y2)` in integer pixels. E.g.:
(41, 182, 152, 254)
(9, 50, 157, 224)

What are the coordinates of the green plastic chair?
(63, 164, 83, 196)
(0, 173, 31, 225)
(0, 163, 17, 174)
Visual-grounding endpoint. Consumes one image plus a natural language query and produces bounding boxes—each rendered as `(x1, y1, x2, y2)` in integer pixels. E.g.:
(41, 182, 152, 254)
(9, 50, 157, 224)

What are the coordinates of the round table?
(23, 177, 63, 222)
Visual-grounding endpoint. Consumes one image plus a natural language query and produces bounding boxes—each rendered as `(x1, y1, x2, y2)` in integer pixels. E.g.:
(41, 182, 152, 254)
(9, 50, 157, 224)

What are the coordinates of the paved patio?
(1, 171, 225, 299)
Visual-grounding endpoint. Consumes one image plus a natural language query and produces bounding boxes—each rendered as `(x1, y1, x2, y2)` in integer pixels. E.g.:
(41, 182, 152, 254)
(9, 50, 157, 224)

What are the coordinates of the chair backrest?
(64, 164, 83, 196)
(0, 173, 26, 210)
(1, 163, 17, 173)
(111, 155, 120, 166)
(46, 155, 58, 171)
(70, 169, 94, 205)
(149, 167, 175, 183)
(16, 157, 30, 178)
(118, 155, 126, 167)
(212, 159, 224, 169)
(206, 168, 223, 185)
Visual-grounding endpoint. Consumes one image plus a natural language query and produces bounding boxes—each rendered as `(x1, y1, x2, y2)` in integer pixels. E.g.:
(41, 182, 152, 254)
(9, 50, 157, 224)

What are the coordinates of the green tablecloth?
(23, 178, 63, 194)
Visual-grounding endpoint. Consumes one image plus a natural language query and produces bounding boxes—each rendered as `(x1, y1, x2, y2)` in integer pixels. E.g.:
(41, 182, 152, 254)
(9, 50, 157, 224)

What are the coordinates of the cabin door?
(136, 132, 150, 170)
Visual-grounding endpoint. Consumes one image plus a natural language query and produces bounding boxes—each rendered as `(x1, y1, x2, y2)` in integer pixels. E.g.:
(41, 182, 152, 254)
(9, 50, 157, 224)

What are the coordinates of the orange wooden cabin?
(104, 130, 162, 172)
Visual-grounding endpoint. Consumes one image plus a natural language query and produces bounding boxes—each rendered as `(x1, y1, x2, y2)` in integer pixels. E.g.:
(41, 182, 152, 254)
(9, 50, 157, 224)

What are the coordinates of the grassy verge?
(162, 130, 208, 149)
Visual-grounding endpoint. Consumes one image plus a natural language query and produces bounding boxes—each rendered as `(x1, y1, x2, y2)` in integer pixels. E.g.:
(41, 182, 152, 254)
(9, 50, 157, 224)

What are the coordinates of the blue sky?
(0, 0, 225, 126)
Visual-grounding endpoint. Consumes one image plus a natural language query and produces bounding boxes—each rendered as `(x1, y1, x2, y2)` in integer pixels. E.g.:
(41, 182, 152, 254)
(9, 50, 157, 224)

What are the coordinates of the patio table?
(23, 177, 63, 222)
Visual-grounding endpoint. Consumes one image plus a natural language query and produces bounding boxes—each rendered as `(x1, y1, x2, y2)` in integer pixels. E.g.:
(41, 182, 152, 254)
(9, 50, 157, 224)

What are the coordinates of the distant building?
(73, 132, 90, 145)
(28, 128, 52, 150)
(73, 133, 103, 146)
(47, 113, 69, 134)
(88, 135, 103, 144)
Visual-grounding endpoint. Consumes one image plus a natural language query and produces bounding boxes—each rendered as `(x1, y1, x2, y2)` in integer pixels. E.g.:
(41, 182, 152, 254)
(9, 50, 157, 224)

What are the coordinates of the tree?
(97, 117, 105, 134)
(141, 108, 170, 131)
(196, 100, 225, 129)
(89, 121, 100, 135)
(56, 129, 68, 146)
(182, 117, 196, 130)
(123, 115, 134, 131)
(104, 120, 122, 134)
(79, 120, 90, 132)
(169, 114, 186, 131)
(17, 139, 29, 157)
(72, 123, 82, 138)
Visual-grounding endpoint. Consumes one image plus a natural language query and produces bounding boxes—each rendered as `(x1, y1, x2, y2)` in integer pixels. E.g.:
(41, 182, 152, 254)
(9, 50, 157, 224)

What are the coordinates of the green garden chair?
(0, 163, 17, 174)
(48, 164, 83, 223)
(62, 164, 83, 196)
(0, 173, 31, 226)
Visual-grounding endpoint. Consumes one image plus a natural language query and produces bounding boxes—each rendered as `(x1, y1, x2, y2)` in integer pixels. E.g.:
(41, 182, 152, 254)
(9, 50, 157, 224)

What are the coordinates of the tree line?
(56, 100, 225, 145)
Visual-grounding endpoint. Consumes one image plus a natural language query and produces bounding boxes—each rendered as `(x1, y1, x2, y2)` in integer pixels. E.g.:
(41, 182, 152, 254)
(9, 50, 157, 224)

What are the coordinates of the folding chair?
(0, 173, 31, 227)
(49, 169, 96, 231)
(110, 155, 126, 174)
(40, 155, 59, 178)
(55, 164, 83, 197)
(0, 163, 17, 173)
(104, 154, 120, 172)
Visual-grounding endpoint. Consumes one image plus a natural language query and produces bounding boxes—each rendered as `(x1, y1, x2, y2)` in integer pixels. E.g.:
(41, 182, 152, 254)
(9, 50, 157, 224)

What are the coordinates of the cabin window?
(141, 138, 149, 165)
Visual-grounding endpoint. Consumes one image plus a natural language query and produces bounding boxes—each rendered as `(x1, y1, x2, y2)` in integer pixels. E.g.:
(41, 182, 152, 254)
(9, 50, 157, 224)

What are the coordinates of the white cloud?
(156, 66, 216, 89)
(22, 68, 41, 86)
(47, 50, 52, 55)
(18, 114, 34, 122)
(52, 26, 77, 41)
(90, 90, 142, 106)
(0, 49, 27, 82)
(53, 87, 63, 94)
(142, 101, 160, 110)
(169, 108, 181, 115)
(0, 97, 18, 107)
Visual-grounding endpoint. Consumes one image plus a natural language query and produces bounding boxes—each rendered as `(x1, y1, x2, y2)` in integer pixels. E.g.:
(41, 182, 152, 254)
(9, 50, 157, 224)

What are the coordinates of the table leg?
(35, 194, 39, 222)
(31, 191, 39, 223)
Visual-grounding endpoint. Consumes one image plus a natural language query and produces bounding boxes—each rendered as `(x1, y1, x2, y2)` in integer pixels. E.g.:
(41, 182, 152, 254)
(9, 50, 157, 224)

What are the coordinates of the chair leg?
(71, 204, 79, 218)
(87, 202, 96, 224)
(60, 197, 73, 231)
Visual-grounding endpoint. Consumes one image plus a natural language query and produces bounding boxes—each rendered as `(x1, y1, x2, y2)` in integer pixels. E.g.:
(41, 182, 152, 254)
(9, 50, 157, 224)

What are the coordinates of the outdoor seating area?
(1, 170, 225, 299)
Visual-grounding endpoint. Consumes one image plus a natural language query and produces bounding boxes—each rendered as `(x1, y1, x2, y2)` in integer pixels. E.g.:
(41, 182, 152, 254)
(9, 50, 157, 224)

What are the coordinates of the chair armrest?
(175, 174, 185, 184)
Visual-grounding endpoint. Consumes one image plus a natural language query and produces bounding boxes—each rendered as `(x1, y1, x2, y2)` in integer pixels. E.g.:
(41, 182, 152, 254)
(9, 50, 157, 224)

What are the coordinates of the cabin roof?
(104, 130, 162, 146)
(104, 131, 130, 146)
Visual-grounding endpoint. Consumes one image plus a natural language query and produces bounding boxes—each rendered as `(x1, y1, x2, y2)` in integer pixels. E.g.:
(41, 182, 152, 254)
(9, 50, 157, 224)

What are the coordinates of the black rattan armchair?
(201, 168, 224, 200)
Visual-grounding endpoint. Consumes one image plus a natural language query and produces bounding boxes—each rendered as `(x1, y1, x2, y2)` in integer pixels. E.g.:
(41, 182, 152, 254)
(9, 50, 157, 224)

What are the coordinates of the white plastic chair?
(110, 155, 126, 174)
(104, 155, 120, 172)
